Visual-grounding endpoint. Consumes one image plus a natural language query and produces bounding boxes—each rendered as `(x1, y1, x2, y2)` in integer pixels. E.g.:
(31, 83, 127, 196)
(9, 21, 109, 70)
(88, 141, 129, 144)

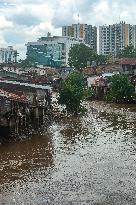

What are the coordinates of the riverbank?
(88, 100, 136, 115)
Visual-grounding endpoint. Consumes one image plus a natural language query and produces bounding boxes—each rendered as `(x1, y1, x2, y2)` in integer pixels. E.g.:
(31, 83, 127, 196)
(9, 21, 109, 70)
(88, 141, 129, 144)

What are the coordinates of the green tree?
(58, 71, 93, 114)
(106, 74, 136, 103)
(18, 57, 36, 68)
(95, 54, 109, 65)
(117, 46, 136, 58)
(68, 44, 95, 71)
(13, 51, 19, 63)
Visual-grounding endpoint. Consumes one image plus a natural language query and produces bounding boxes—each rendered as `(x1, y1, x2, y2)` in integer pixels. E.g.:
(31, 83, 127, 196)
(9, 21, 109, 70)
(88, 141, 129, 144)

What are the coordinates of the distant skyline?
(0, 0, 136, 59)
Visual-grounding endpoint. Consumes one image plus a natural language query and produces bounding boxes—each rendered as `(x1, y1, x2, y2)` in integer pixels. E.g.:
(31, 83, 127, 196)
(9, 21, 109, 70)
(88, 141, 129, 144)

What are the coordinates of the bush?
(106, 74, 136, 103)
(58, 72, 93, 114)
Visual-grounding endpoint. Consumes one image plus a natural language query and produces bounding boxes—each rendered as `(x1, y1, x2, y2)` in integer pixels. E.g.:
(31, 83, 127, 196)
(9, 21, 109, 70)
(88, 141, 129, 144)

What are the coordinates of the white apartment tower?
(0, 46, 17, 63)
(99, 22, 133, 56)
(132, 25, 136, 49)
(99, 25, 110, 55)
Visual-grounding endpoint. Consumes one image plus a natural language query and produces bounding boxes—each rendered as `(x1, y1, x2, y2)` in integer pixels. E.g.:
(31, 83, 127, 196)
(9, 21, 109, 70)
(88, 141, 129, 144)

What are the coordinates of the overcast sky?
(0, 0, 135, 59)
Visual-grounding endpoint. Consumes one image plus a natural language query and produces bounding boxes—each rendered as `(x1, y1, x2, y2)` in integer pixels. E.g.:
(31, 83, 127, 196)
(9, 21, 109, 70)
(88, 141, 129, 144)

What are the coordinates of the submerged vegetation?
(58, 71, 93, 114)
(58, 72, 135, 113)
(106, 74, 136, 103)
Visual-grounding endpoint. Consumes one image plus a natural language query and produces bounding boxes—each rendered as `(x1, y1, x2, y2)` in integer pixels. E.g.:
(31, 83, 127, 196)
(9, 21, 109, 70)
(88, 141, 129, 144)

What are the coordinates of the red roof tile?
(0, 89, 27, 103)
(119, 58, 136, 65)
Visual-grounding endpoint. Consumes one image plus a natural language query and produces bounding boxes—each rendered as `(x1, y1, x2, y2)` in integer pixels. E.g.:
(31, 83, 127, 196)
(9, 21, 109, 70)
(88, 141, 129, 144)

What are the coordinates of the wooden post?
(15, 102, 19, 135)
(15, 116, 19, 135)
(34, 106, 39, 129)
(42, 107, 44, 124)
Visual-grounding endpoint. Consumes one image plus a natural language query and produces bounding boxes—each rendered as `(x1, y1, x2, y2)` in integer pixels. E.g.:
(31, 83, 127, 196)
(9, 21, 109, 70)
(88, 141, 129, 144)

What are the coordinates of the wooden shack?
(0, 80, 52, 140)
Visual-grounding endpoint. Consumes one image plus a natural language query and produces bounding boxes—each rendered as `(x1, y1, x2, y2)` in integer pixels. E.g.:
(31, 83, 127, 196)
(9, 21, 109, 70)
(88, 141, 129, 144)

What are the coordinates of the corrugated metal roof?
(119, 58, 136, 65)
(0, 79, 51, 90)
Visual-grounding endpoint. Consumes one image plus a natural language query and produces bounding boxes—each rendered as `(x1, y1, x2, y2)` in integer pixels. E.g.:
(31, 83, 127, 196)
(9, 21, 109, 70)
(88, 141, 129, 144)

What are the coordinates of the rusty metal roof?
(119, 58, 136, 65)
(0, 89, 28, 103)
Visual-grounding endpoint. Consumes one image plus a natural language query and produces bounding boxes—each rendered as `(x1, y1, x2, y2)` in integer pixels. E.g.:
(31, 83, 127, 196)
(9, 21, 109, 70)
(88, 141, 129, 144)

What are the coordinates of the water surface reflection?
(0, 101, 136, 204)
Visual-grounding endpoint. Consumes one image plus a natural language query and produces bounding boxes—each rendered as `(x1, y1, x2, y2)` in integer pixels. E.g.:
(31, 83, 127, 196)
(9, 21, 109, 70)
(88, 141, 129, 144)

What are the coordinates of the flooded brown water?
(0, 101, 136, 205)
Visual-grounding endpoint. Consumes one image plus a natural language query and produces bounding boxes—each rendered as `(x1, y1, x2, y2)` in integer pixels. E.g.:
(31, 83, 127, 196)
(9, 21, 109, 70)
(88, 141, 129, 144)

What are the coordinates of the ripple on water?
(0, 101, 136, 204)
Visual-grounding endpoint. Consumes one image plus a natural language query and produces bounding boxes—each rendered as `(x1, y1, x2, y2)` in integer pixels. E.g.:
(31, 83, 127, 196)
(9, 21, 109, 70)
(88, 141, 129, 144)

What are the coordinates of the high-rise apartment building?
(99, 25, 110, 55)
(62, 26, 74, 37)
(99, 22, 133, 56)
(132, 25, 136, 49)
(62, 24, 97, 51)
(0, 46, 17, 63)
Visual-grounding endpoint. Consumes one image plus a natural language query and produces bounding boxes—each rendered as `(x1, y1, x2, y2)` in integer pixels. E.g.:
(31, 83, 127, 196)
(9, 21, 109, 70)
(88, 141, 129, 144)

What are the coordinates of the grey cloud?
(51, 2, 76, 28)
(0, 0, 15, 7)
(9, 13, 41, 26)
(52, 12, 75, 28)
(22, 0, 44, 3)
(1, 0, 136, 59)
(52, 0, 136, 28)
(0, 0, 44, 5)
(3, 29, 26, 44)
(51, 0, 97, 28)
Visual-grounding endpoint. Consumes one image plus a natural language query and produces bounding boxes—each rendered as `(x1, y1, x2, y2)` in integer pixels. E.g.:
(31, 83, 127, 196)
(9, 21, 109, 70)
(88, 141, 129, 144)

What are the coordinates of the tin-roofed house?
(119, 58, 136, 75)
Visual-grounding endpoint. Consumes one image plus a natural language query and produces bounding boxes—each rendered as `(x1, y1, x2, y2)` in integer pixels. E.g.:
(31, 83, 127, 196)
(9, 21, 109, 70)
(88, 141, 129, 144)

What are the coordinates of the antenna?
(78, 14, 80, 24)
(77, 14, 80, 40)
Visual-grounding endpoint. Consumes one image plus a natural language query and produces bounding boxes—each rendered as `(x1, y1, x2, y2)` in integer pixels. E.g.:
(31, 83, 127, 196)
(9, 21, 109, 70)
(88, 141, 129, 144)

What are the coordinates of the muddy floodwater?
(0, 101, 136, 205)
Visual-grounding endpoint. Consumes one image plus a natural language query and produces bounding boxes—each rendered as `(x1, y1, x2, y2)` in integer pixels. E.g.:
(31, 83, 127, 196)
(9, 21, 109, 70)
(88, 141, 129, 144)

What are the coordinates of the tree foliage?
(58, 71, 93, 114)
(106, 74, 136, 103)
(68, 44, 109, 70)
(68, 44, 95, 70)
(95, 54, 109, 65)
(117, 46, 136, 58)
(18, 57, 36, 68)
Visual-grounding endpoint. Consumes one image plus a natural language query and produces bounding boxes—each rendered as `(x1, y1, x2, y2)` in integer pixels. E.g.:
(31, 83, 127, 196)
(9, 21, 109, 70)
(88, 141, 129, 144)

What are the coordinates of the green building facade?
(26, 40, 65, 68)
